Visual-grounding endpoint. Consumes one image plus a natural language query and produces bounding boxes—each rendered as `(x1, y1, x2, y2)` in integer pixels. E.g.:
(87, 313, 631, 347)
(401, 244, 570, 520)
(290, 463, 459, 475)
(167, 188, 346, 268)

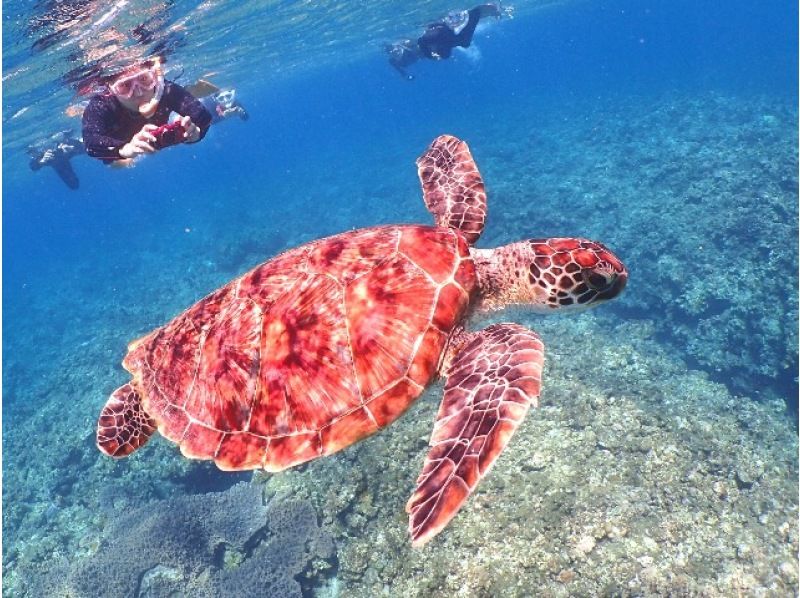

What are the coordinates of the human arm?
(162, 81, 212, 143)
(82, 95, 162, 161)
(118, 125, 159, 159)
(220, 103, 249, 120)
(82, 96, 134, 162)
(83, 109, 158, 162)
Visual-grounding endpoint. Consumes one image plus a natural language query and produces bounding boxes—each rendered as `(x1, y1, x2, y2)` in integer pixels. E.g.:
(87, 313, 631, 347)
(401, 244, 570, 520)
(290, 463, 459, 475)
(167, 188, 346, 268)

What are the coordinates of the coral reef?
(210, 498, 335, 597)
(18, 483, 334, 597)
(475, 91, 798, 407)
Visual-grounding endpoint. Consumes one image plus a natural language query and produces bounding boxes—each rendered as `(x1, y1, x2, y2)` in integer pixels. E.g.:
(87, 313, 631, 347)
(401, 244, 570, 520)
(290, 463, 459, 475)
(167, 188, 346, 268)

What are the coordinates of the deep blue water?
(2, 0, 798, 594)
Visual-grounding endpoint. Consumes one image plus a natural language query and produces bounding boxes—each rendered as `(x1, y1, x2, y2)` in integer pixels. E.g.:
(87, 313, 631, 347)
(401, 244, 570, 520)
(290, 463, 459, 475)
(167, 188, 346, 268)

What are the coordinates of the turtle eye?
(582, 268, 615, 291)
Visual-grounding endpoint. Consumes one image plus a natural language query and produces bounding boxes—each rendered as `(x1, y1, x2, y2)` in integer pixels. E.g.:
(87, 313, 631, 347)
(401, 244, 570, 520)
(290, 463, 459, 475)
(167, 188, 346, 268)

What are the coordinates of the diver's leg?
(456, 4, 504, 47)
(52, 159, 79, 190)
(454, 8, 482, 47)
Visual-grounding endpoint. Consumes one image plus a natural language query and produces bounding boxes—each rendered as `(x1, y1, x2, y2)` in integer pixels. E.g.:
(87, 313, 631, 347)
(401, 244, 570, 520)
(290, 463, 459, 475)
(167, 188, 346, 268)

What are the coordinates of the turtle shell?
(123, 224, 477, 471)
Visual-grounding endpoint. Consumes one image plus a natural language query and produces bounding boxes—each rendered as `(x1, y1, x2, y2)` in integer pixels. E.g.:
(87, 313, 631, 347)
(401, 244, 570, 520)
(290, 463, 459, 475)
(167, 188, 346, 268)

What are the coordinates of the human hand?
(119, 124, 158, 159)
(180, 115, 200, 143)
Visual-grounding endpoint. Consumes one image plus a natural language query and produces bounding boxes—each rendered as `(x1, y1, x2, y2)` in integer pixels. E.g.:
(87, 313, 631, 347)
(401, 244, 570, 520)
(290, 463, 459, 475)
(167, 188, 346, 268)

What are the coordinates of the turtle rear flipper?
(96, 383, 157, 458)
(406, 323, 544, 547)
(416, 135, 487, 245)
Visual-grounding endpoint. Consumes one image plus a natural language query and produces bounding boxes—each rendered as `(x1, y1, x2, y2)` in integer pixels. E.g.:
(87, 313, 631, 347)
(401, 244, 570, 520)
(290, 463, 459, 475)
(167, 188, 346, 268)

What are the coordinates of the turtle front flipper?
(406, 323, 544, 547)
(96, 383, 157, 458)
(416, 135, 487, 244)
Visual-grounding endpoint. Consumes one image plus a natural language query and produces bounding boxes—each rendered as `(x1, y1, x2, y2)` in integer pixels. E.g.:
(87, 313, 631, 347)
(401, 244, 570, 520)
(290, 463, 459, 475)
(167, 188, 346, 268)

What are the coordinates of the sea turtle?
(97, 135, 627, 546)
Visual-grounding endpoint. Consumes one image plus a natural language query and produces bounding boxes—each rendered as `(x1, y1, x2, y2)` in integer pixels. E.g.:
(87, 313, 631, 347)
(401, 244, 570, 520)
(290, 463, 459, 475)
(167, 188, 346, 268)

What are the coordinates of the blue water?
(3, 0, 798, 595)
(5, 0, 797, 304)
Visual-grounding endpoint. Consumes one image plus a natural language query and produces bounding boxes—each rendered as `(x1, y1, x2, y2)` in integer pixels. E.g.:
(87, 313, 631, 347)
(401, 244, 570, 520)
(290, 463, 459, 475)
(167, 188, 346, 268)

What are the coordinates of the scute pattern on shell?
(123, 225, 477, 471)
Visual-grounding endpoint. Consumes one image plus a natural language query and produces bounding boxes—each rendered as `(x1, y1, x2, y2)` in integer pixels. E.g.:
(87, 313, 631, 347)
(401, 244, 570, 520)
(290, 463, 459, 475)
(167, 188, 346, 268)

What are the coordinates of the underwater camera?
(151, 121, 186, 150)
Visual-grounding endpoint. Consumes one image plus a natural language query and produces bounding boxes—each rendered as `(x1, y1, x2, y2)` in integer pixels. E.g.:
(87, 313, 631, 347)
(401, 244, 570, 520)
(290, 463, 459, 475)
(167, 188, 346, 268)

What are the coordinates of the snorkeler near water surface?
(185, 79, 250, 124)
(385, 3, 512, 79)
(202, 89, 249, 124)
(81, 58, 211, 167)
(27, 129, 85, 190)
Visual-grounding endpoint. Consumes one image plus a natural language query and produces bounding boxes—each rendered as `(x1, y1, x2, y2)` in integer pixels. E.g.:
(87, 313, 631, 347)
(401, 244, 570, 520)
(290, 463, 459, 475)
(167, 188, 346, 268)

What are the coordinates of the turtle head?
(472, 238, 627, 313)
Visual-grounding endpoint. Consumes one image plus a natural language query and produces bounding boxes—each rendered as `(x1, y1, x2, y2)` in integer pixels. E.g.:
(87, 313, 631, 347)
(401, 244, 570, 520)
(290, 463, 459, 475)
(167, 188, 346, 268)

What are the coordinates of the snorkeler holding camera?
(82, 58, 212, 166)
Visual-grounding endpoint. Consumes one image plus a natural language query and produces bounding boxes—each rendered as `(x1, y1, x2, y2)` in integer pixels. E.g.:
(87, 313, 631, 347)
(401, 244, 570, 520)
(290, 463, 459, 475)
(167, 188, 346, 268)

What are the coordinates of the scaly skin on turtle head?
(470, 238, 627, 313)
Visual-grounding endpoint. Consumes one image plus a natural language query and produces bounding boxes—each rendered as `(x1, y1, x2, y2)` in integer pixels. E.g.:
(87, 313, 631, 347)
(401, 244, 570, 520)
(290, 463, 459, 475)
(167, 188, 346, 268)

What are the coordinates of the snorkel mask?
(109, 58, 165, 118)
(214, 89, 236, 110)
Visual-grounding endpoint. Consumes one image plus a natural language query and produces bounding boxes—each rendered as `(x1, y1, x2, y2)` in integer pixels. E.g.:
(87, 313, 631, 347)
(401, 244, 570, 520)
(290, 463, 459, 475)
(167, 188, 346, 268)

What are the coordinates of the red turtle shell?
(122, 225, 477, 471)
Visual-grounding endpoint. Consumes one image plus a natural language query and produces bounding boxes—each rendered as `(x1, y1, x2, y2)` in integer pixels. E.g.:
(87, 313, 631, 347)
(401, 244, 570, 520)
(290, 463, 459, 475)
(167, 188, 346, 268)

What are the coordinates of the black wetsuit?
(29, 137, 84, 190)
(81, 80, 212, 162)
(417, 7, 481, 60)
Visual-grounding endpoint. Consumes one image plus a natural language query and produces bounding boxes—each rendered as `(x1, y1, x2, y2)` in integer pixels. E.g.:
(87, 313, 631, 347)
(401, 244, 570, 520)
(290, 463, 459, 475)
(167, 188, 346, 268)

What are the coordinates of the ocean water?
(3, 0, 798, 596)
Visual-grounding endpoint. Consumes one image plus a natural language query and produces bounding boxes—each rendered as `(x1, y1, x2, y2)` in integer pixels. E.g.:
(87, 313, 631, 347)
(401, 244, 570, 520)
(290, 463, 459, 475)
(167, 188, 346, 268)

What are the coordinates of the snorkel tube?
(138, 57, 164, 118)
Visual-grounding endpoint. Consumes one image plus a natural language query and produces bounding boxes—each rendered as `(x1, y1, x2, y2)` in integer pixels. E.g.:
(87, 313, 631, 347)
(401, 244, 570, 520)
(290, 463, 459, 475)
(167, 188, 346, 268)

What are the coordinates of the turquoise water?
(3, 1, 798, 596)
